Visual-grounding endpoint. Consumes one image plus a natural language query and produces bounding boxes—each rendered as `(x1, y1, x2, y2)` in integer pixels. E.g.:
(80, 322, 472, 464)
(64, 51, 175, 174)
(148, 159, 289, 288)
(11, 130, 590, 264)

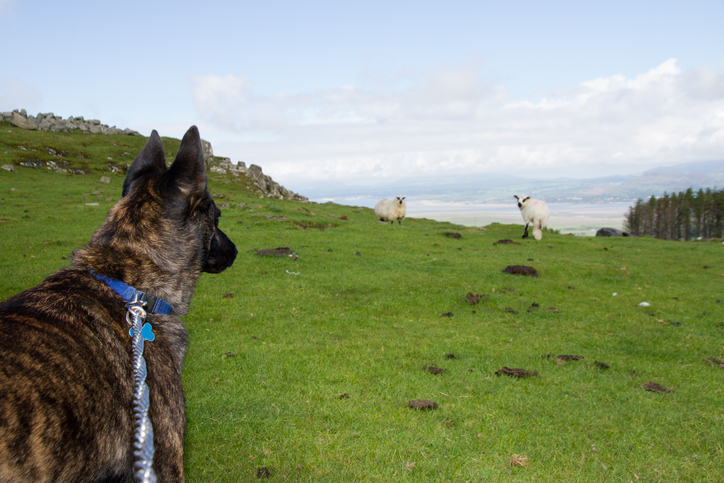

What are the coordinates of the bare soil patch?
(409, 399, 438, 410)
(465, 292, 483, 304)
(641, 382, 672, 393)
(494, 239, 519, 245)
(495, 367, 538, 378)
(502, 265, 539, 277)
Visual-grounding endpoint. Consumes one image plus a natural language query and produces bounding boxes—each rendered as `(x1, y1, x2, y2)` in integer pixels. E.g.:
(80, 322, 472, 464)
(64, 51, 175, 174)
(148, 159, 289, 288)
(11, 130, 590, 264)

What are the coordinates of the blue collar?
(91, 270, 173, 315)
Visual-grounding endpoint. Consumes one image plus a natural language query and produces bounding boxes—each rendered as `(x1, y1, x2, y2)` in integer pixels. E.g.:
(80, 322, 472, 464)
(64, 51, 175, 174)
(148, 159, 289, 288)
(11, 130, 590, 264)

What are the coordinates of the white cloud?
(192, 59, 724, 187)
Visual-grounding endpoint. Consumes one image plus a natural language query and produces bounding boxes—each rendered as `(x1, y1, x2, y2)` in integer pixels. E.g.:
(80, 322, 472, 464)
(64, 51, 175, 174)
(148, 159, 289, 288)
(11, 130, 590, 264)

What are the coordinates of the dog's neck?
(90, 271, 173, 315)
(72, 245, 200, 316)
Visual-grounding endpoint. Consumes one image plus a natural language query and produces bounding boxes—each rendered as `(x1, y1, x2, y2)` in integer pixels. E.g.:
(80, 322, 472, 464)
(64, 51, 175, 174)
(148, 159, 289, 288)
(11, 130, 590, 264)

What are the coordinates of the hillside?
(0, 110, 307, 203)
(2, 122, 724, 481)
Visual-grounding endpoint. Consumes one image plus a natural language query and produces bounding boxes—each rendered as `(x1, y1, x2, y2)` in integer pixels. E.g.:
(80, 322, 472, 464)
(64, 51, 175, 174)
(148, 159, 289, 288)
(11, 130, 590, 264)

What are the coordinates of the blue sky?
(1, 0, 723, 192)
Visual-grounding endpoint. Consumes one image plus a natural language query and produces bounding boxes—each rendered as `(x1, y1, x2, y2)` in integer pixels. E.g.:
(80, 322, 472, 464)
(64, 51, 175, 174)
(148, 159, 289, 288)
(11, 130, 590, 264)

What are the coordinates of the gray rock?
(201, 139, 213, 160)
(4, 108, 141, 136)
(596, 227, 629, 237)
(11, 111, 38, 130)
(1, 164, 15, 172)
(100, 176, 112, 184)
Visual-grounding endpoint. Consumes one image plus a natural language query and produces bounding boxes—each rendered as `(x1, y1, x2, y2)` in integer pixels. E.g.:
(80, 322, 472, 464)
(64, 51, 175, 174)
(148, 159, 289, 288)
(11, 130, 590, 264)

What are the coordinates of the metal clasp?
(125, 292, 148, 325)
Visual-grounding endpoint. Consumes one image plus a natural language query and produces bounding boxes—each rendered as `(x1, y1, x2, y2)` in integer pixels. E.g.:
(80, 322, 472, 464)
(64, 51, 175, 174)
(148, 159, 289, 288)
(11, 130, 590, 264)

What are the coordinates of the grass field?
(2, 125, 724, 482)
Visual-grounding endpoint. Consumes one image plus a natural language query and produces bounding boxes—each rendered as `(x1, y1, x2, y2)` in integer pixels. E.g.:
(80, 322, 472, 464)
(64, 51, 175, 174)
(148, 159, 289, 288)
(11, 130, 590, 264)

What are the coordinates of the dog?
(0, 126, 237, 482)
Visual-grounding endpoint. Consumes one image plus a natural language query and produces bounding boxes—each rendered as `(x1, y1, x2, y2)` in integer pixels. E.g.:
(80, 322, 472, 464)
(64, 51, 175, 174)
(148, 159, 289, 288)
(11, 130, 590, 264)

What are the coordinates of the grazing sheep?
(514, 195, 550, 240)
(375, 196, 407, 224)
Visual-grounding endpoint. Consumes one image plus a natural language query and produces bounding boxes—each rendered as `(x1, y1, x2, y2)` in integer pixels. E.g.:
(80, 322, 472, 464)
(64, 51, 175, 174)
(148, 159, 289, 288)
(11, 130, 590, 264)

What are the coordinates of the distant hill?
(299, 160, 723, 205)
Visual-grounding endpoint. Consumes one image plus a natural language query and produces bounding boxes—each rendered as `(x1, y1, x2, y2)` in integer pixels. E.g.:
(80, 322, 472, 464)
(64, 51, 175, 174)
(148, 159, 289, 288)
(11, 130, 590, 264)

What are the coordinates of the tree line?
(623, 187, 724, 240)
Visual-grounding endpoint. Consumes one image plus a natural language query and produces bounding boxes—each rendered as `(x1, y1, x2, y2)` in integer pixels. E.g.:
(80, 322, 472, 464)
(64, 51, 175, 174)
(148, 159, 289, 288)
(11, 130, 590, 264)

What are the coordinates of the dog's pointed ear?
(168, 126, 207, 193)
(122, 130, 167, 197)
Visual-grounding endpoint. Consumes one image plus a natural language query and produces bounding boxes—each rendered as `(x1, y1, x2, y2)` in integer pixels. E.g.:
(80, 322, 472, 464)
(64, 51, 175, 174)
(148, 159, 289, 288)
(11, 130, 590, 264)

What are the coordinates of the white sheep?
(514, 195, 550, 240)
(375, 196, 407, 224)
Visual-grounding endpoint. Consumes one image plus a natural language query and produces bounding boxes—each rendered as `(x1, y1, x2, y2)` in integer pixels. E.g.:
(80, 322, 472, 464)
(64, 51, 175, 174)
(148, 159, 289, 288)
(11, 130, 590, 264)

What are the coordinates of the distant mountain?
(300, 160, 724, 205)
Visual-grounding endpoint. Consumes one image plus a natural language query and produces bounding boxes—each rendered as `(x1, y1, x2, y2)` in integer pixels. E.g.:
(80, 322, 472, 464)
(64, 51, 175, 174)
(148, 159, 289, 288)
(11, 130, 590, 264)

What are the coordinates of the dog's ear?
(513, 195, 519, 200)
(122, 130, 167, 197)
(167, 126, 207, 194)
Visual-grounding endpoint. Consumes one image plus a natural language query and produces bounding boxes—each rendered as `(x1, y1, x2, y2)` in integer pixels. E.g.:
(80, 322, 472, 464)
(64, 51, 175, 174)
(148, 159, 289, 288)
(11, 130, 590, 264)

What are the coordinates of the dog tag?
(129, 322, 156, 342)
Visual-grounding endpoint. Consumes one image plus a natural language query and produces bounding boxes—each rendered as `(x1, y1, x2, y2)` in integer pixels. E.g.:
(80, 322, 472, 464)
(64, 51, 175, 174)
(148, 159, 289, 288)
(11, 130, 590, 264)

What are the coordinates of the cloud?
(192, 59, 724, 186)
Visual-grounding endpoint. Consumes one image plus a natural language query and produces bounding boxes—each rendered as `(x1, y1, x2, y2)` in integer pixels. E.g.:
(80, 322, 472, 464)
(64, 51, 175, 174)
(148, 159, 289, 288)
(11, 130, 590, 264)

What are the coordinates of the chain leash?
(126, 303, 158, 483)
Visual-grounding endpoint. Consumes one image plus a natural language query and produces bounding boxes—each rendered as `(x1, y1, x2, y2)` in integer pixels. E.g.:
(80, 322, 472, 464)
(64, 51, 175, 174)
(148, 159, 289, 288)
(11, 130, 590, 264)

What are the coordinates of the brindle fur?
(0, 126, 237, 482)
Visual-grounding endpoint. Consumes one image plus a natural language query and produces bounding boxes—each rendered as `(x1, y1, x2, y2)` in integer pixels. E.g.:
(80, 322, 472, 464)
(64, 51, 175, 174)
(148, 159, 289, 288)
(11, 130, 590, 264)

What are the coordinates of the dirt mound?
(502, 265, 539, 277)
(641, 382, 672, 393)
(409, 399, 438, 410)
(495, 367, 538, 378)
(494, 239, 519, 245)
(557, 355, 584, 361)
(465, 292, 483, 304)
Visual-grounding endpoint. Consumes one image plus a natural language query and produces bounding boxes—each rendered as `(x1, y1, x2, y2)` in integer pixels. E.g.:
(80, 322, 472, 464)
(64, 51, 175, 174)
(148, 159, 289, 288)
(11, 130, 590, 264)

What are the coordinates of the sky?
(1, 0, 723, 194)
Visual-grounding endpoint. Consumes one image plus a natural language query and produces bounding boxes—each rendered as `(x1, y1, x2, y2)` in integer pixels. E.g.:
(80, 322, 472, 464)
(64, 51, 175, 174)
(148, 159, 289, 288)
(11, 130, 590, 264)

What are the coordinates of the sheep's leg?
(522, 223, 530, 238)
(533, 220, 543, 240)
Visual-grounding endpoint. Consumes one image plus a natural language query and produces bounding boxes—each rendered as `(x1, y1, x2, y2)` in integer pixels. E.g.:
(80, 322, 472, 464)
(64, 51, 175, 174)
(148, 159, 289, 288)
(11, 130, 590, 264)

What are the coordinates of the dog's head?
(513, 195, 530, 210)
(121, 126, 237, 274)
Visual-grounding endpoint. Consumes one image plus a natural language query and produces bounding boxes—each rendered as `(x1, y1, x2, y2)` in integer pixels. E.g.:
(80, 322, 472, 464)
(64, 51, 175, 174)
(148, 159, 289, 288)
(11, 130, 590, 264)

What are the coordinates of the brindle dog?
(0, 126, 237, 482)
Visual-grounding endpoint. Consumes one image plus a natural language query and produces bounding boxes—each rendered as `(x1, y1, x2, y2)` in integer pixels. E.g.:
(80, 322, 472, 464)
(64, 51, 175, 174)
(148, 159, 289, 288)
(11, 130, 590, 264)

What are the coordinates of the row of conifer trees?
(623, 187, 724, 239)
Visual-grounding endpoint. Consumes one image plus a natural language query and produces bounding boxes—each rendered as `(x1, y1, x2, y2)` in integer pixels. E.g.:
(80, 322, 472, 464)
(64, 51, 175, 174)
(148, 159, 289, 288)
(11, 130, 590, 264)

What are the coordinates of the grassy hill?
(1, 124, 723, 481)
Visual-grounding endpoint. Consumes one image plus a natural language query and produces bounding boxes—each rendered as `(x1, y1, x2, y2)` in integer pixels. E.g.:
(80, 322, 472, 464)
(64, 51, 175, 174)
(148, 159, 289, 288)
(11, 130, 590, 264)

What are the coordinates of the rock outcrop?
(205, 157, 307, 202)
(1, 109, 140, 135)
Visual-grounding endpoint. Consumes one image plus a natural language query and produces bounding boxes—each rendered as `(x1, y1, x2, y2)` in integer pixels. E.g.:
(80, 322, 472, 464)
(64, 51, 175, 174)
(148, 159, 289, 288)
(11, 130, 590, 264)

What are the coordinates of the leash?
(91, 271, 173, 483)
(127, 300, 157, 483)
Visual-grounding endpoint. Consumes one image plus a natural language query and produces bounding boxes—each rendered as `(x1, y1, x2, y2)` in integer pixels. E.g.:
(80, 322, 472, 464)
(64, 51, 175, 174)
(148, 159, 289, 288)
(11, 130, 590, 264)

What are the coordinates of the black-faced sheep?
(375, 196, 406, 224)
(514, 195, 550, 240)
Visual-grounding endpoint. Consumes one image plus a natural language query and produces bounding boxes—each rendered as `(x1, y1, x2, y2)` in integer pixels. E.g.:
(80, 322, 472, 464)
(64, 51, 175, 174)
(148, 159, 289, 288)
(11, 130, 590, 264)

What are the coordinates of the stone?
(201, 139, 214, 160)
(596, 227, 629, 237)
(1, 164, 15, 172)
(100, 176, 111, 184)
(11, 111, 38, 130)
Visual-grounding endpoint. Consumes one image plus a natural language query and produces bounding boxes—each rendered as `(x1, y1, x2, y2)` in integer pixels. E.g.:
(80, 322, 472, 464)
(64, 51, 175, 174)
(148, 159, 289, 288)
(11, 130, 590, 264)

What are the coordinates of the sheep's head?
(395, 196, 406, 205)
(513, 195, 531, 210)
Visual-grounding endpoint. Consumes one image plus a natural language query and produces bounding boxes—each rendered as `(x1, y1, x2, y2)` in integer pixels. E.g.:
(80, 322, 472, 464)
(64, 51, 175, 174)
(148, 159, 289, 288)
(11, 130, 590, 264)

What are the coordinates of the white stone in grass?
(638, 302, 651, 307)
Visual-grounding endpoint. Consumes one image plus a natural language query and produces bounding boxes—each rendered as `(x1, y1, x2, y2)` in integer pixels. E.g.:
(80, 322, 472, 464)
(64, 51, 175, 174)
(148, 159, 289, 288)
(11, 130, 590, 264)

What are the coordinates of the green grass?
(2, 124, 724, 481)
